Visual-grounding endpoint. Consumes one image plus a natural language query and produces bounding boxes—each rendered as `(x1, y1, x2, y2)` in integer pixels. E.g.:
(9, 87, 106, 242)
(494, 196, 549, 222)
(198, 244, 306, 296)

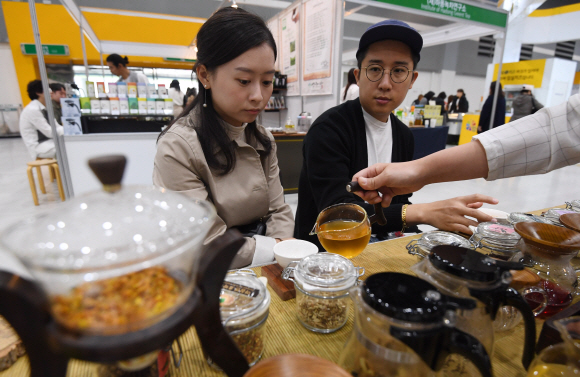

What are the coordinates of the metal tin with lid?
(470, 221, 521, 260)
(283, 253, 364, 333)
(406, 231, 472, 260)
(213, 270, 270, 367)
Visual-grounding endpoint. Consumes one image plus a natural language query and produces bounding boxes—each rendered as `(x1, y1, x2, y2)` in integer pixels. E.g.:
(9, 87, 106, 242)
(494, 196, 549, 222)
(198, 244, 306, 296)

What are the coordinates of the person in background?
(411, 94, 423, 106)
(446, 94, 455, 112)
(154, 7, 294, 268)
(435, 91, 446, 113)
(168, 79, 185, 117)
(449, 89, 468, 113)
(183, 87, 197, 107)
(49, 83, 66, 121)
(419, 90, 435, 105)
(340, 68, 359, 103)
(351, 93, 580, 208)
(106, 54, 149, 84)
(511, 84, 543, 122)
(478, 81, 505, 133)
(294, 20, 496, 246)
(19, 80, 64, 159)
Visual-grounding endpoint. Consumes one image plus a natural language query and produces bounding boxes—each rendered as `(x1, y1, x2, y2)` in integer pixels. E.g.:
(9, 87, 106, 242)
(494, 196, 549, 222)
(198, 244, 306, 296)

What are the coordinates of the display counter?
(409, 126, 449, 160)
(64, 131, 305, 196)
(80, 114, 174, 134)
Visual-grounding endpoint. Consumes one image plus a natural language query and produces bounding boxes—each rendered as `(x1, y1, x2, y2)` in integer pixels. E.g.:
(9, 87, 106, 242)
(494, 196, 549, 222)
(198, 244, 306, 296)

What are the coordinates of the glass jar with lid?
(209, 269, 270, 367)
(566, 200, 580, 212)
(508, 212, 550, 225)
(406, 231, 472, 260)
(283, 253, 364, 333)
(470, 221, 521, 260)
(542, 209, 577, 226)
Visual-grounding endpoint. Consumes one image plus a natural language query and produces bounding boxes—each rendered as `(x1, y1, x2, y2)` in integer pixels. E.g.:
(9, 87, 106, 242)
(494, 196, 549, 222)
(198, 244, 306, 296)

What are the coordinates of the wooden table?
(0, 206, 568, 376)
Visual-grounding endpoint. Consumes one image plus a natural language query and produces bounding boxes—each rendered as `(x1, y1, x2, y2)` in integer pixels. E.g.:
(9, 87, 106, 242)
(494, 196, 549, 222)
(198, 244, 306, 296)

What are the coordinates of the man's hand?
(406, 194, 499, 234)
(351, 162, 424, 207)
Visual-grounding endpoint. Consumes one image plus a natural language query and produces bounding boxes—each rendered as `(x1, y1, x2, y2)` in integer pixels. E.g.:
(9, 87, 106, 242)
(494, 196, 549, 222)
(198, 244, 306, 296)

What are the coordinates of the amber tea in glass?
(311, 204, 371, 259)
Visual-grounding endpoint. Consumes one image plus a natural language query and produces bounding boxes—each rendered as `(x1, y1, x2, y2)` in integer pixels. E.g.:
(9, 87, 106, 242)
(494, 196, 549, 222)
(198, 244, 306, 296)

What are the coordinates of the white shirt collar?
(361, 106, 390, 129)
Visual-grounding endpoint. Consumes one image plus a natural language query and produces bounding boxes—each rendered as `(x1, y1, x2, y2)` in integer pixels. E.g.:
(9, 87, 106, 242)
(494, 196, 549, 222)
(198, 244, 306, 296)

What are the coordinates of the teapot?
(411, 245, 537, 371)
(527, 316, 580, 376)
(338, 272, 492, 377)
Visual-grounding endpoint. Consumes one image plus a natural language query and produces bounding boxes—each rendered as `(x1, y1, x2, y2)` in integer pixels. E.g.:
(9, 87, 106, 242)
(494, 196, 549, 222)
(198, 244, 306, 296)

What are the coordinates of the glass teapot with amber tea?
(309, 182, 387, 259)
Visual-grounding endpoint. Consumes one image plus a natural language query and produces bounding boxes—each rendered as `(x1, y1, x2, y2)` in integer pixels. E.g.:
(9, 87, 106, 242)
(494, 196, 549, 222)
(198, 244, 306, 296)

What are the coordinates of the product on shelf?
(119, 98, 129, 115)
(147, 99, 156, 114)
(86, 81, 95, 98)
(80, 97, 91, 114)
(147, 83, 157, 98)
(137, 83, 148, 98)
(100, 98, 110, 114)
(96, 82, 106, 98)
(127, 83, 137, 98)
(137, 98, 147, 115)
(90, 98, 101, 114)
(110, 98, 120, 115)
(117, 82, 128, 97)
(108, 83, 118, 97)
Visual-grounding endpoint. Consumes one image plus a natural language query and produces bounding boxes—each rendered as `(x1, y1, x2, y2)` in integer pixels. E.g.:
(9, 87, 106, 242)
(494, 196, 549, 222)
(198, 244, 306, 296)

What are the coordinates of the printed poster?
(280, 5, 301, 96)
(301, 0, 334, 95)
(267, 18, 280, 72)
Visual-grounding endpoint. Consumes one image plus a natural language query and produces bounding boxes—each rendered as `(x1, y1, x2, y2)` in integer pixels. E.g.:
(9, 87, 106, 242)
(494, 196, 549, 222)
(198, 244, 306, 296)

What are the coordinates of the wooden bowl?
(514, 222, 580, 254)
(560, 213, 580, 233)
(243, 354, 351, 377)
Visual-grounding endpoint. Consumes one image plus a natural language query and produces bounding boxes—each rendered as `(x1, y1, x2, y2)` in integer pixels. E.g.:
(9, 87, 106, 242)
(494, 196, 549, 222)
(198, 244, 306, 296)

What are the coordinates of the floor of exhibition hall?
(1, 136, 580, 273)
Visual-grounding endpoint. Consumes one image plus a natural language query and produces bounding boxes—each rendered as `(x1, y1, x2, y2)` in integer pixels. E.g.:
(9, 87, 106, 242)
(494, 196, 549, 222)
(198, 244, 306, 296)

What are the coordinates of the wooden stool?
(27, 159, 65, 206)
(36, 157, 56, 183)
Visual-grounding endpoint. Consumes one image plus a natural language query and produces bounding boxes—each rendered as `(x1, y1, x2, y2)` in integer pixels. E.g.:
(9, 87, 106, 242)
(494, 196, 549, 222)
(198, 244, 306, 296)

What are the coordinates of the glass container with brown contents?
(1, 168, 217, 374)
(283, 253, 364, 333)
(207, 270, 271, 368)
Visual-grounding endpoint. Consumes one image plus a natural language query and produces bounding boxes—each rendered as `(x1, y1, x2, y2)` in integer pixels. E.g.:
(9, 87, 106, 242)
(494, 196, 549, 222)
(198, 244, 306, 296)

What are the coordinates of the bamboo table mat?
(0, 204, 570, 376)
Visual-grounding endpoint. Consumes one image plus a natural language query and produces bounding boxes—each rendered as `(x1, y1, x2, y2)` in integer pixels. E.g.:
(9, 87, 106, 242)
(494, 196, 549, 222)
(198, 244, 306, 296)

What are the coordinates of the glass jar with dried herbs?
(207, 270, 270, 368)
(283, 254, 364, 333)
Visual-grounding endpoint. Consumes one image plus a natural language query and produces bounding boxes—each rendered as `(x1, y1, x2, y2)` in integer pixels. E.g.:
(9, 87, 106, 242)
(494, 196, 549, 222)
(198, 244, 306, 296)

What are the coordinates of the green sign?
(374, 0, 507, 28)
(164, 57, 196, 63)
(21, 44, 69, 56)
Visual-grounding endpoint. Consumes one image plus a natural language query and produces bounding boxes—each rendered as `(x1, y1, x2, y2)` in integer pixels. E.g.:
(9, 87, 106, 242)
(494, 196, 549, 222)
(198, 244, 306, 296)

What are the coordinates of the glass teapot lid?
(294, 253, 358, 291)
(361, 272, 476, 323)
(1, 156, 216, 273)
(429, 246, 523, 283)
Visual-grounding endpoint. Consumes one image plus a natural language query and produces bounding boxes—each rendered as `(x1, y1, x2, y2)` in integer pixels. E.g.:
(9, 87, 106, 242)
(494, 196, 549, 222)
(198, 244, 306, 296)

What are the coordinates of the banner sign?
(373, 0, 507, 28)
(21, 43, 69, 56)
(492, 59, 546, 88)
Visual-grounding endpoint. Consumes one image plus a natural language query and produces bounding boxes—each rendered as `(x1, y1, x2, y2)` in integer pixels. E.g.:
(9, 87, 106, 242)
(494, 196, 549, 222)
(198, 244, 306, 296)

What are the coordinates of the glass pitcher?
(339, 272, 492, 377)
(511, 222, 580, 319)
(411, 245, 539, 371)
(527, 316, 580, 376)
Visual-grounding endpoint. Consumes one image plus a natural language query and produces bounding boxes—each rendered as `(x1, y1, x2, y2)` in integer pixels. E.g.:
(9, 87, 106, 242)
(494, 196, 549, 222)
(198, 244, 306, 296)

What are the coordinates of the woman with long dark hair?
(478, 81, 506, 133)
(154, 7, 294, 268)
(340, 68, 359, 103)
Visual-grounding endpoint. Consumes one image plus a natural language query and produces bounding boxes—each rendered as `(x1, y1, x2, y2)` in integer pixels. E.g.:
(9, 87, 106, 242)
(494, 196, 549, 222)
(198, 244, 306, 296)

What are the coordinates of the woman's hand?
(406, 194, 499, 235)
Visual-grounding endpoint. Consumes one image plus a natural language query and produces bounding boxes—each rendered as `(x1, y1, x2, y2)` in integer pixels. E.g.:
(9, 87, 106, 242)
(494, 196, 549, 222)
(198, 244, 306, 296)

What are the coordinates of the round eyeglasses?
(363, 64, 413, 83)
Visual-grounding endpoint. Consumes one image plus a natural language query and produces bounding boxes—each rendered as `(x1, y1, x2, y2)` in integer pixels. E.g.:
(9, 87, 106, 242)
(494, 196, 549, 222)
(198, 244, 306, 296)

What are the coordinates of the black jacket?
(479, 95, 506, 133)
(449, 96, 469, 113)
(294, 98, 416, 249)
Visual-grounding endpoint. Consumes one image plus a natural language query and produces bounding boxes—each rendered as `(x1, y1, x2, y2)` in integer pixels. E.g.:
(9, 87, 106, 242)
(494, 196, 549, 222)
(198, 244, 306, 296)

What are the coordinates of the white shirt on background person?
(19, 99, 64, 159)
(340, 84, 359, 103)
(118, 71, 149, 84)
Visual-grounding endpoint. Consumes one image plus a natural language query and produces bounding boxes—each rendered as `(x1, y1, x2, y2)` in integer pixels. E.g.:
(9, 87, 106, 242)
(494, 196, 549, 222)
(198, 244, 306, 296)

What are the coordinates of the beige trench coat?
(153, 112, 294, 268)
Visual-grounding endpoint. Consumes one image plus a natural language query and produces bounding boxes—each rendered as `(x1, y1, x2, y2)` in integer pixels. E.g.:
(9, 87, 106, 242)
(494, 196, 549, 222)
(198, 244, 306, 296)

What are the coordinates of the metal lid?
(476, 221, 520, 245)
(418, 231, 471, 251)
(508, 212, 536, 224)
(220, 271, 270, 325)
(1, 186, 216, 273)
(294, 253, 358, 291)
(361, 272, 476, 323)
(429, 246, 523, 283)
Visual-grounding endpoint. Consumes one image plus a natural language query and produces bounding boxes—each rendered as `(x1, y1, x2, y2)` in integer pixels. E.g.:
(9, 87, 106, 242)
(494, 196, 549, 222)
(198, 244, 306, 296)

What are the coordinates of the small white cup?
(273, 240, 318, 268)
